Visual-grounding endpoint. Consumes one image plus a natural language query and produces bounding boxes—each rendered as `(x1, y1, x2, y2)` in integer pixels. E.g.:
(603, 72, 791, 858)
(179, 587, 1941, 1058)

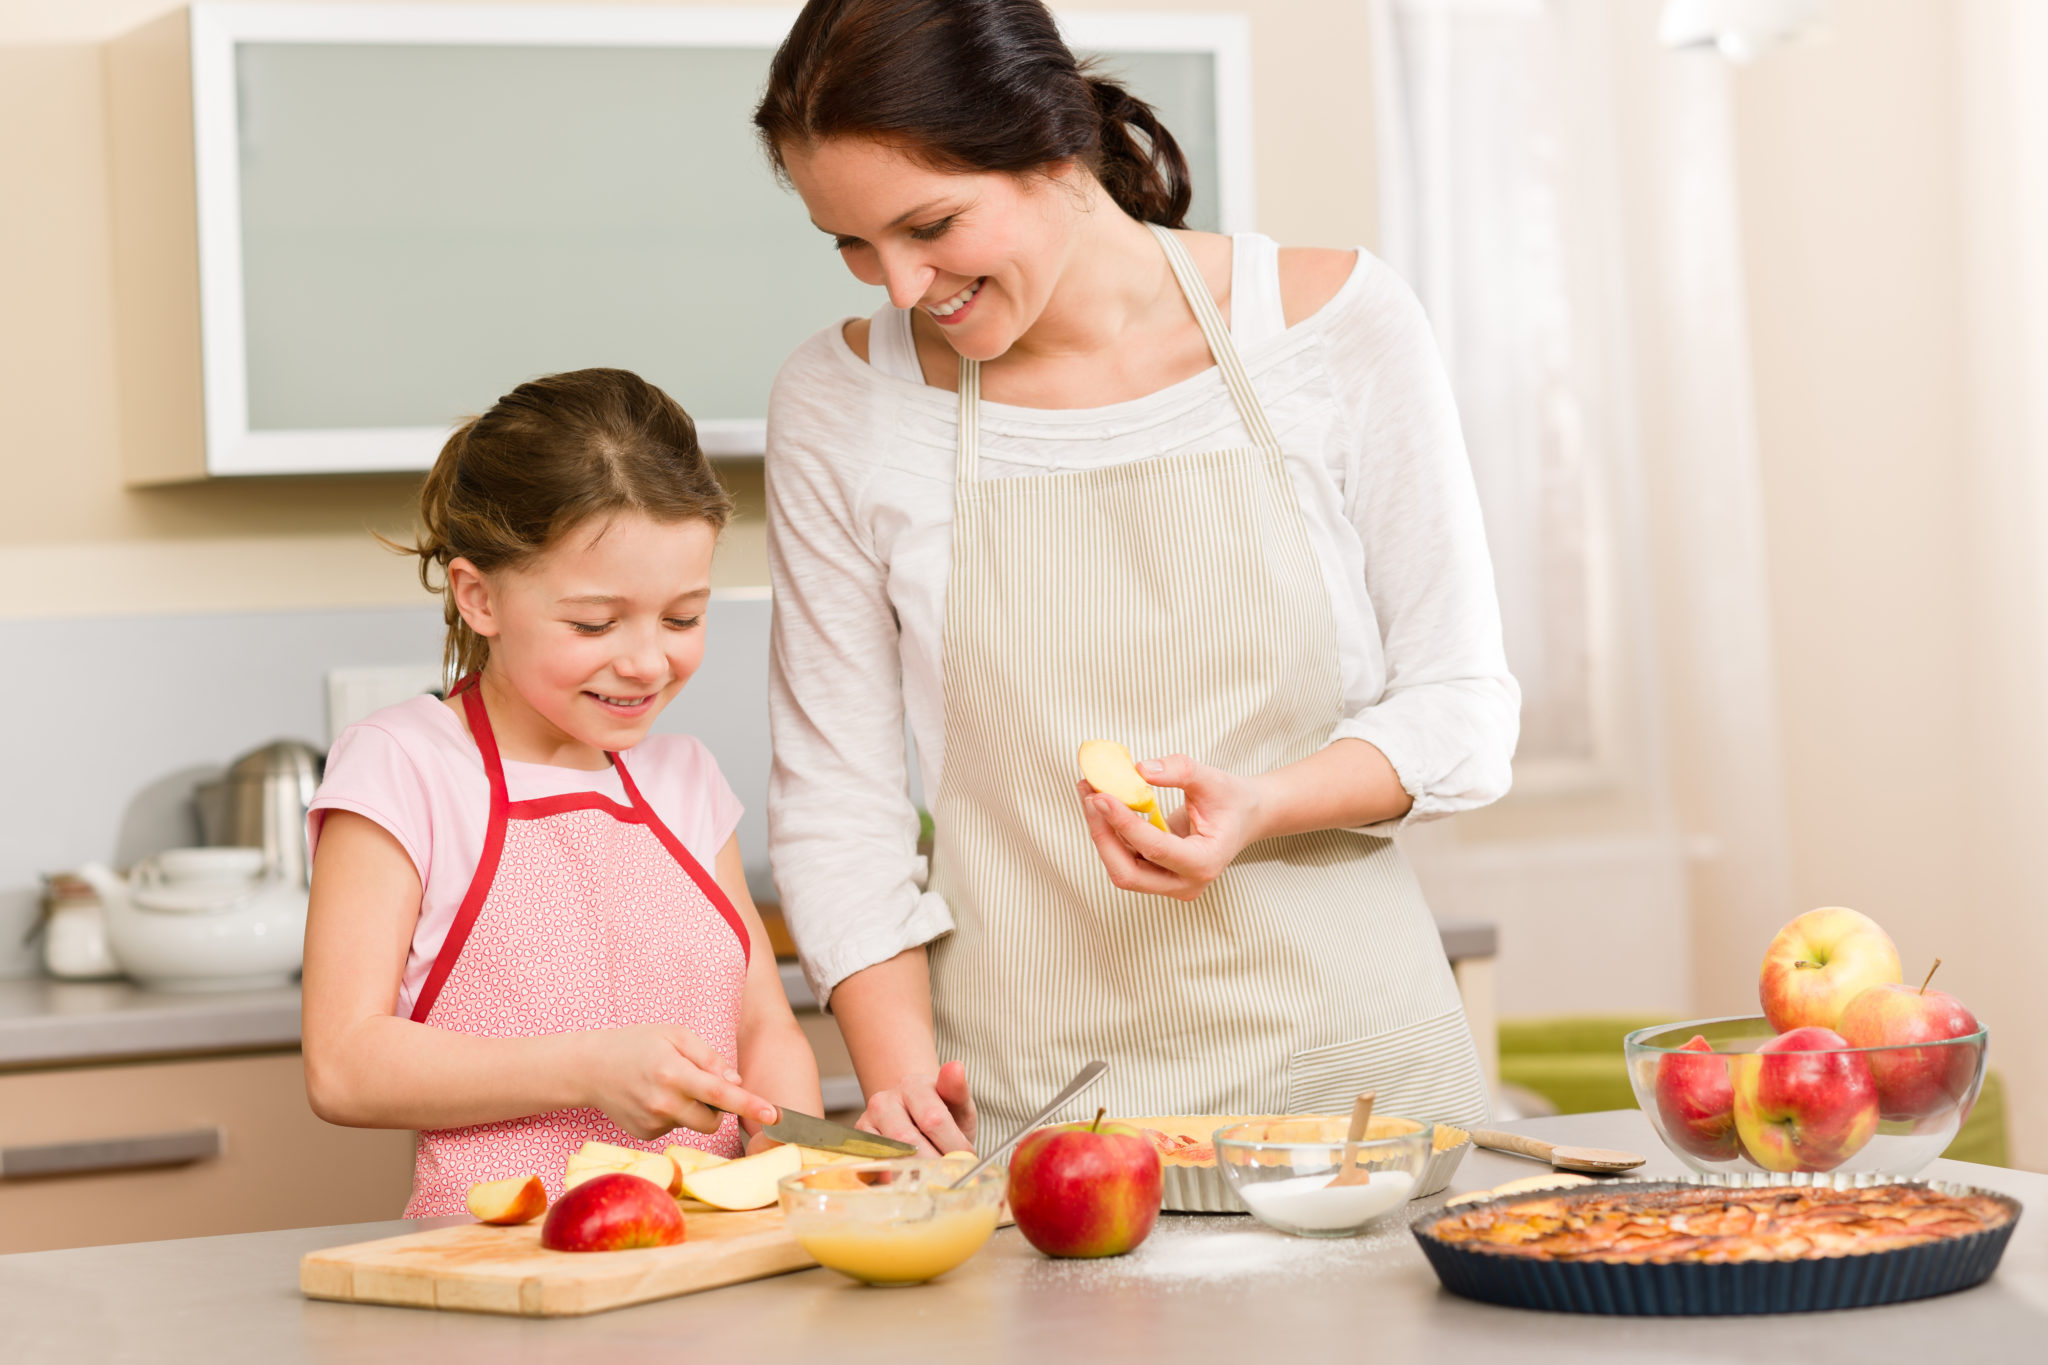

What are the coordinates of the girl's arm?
(301, 811, 780, 1139)
(711, 834, 822, 1145)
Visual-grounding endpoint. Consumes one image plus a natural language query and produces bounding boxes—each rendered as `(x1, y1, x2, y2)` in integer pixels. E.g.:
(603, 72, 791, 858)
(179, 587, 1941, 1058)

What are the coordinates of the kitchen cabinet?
(0, 1050, 413, 1255)
(103, 4, 1248, 482)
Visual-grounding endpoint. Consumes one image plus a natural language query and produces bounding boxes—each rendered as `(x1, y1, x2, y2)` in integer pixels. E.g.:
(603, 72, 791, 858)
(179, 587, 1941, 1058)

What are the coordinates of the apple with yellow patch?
(466, 1174, 547, 1225)
(1078, 740, 1168, 832)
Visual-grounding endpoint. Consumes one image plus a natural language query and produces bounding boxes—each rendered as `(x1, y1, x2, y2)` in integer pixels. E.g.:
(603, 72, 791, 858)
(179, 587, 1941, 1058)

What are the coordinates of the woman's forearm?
(304, 1015, 595, 1131)
(1248, 737, 1413, 838)
(737, 1013, 823, 1123)
(827, 947, 942, 1096)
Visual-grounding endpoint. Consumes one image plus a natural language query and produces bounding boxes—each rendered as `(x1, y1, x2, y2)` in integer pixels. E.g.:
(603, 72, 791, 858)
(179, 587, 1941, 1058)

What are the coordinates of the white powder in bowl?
(1236, 1170, 1416, 1232)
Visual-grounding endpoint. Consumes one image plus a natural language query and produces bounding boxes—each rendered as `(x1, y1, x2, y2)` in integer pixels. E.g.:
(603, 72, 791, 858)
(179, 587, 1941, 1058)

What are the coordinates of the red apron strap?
(410, 676, 511, 1023)
(614, 751, 752, 967)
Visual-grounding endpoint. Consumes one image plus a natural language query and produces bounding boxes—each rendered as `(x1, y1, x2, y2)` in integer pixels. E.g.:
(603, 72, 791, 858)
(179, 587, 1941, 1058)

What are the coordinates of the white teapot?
(77, 848, 308, 992)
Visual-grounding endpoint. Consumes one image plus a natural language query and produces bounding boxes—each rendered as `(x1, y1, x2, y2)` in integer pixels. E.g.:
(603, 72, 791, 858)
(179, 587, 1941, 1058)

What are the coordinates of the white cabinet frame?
(110, 4, 1255, 481)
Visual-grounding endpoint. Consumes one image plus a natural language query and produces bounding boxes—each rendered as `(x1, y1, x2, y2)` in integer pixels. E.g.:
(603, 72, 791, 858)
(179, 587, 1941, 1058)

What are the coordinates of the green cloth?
(1497, 1015, 2009, 1169)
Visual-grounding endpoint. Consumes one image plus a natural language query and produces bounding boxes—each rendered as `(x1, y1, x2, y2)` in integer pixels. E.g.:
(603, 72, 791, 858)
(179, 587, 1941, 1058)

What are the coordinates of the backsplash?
(0, 593, 774, 979)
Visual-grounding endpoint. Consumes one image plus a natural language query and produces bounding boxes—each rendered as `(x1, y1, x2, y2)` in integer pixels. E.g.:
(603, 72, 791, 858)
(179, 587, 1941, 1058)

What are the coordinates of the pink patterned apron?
(402, 677, 750, 1216)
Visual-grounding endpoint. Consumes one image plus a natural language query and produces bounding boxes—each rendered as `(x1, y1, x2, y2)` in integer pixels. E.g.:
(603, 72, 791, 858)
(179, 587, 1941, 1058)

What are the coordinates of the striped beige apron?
(928, 224, 1491, 1140)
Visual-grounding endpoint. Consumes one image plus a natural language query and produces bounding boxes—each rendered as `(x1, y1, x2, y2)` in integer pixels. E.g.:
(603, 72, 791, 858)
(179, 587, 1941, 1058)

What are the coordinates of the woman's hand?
(1079, 753, 1269, 902)
(855, 1059, 976, 1156)
(578, 1022, 783, 1142)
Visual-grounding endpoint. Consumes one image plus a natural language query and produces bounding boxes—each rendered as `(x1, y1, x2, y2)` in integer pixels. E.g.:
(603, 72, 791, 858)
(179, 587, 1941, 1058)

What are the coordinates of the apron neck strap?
(456, 675, 510, 805)
(954, 225, 1282, 484)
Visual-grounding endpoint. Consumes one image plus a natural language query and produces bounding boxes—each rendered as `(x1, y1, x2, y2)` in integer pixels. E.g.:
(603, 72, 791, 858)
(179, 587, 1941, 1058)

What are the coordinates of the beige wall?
(0, 0, 1374, 619)
(1725, 0, 2046, 1166)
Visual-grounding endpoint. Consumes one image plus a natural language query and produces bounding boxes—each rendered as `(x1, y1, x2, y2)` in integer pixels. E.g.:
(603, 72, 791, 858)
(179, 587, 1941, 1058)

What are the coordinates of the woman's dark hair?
(754, 0, 1192, 229)
(392, 368, 733, 686)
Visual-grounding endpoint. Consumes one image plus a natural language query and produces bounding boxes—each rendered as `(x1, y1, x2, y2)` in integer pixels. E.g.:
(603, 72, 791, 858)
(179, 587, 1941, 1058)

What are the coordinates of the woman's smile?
(928, 277, 986, 324)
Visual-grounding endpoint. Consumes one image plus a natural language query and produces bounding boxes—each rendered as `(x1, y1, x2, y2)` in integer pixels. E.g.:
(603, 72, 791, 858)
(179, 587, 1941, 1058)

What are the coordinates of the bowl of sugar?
(1213, 1118, 1433, 1238)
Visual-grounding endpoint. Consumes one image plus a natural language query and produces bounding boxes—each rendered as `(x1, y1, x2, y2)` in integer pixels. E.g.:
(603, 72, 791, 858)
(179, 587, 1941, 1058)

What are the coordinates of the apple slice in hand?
(1078, 740, 1168, 832)
(466, 1175, 547, 1225)
(679, 1143, 802, 1210)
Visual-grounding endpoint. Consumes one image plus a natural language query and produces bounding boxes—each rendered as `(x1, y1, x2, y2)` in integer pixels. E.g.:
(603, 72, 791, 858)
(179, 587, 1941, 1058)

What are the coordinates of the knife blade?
(760, 1108, 919, 1159)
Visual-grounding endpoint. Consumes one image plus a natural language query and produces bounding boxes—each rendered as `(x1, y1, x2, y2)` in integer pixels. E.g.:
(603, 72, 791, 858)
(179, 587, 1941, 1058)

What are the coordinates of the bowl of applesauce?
(778, 1155, 1007, 1286)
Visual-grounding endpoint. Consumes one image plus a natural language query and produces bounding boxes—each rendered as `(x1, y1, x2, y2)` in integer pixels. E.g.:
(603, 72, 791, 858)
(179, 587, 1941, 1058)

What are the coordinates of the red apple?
(1655, 1035, 1741, 1161)
(1008, 1114, 1162, 1258)
(1758, 908, 1902, 1032)
(539, 1171, 685, 1252)
(1730, 1026, 1880, 1173)
(1838, 960, 1983, 1121)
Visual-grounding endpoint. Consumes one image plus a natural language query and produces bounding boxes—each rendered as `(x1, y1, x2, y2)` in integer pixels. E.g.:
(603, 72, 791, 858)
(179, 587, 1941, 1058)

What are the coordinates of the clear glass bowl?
(1213, 1117, 1433, 1238)
(1624, 1015, 1989, 1177)
(777, 1155, 1006, 1286)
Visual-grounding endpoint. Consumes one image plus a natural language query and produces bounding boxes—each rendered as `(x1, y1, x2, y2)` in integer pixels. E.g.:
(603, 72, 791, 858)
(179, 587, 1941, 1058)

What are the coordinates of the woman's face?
(781, 136, 1081, 362)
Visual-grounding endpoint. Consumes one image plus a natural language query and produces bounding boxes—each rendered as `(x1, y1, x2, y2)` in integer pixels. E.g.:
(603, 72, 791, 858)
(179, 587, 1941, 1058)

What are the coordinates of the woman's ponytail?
(1085, 75, 1192, 229)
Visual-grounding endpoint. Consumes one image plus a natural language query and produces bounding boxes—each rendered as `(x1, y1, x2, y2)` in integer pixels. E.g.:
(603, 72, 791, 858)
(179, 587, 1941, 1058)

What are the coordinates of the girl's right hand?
(582, 1022, 781, 1141)
(856, 1059, 977, 1156)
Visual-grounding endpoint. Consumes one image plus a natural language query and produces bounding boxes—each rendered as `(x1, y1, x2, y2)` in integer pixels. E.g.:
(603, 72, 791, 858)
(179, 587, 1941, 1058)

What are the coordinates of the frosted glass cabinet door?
(235, 42, 887, 440)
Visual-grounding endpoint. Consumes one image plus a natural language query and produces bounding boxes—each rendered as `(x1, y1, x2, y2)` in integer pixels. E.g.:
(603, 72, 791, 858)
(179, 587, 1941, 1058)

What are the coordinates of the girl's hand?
(1079, 754, 1267, 902)
(581, 1022, 782, 1142)
(855, 1059, 976, 1156)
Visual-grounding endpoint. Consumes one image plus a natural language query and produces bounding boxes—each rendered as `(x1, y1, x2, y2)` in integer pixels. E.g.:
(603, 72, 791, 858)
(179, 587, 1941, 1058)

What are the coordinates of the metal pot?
(194, 740, 325, 888)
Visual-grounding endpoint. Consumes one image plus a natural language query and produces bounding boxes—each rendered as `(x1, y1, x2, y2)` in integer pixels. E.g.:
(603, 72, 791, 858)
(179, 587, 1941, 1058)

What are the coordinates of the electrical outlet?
(326, 665, 445, 745)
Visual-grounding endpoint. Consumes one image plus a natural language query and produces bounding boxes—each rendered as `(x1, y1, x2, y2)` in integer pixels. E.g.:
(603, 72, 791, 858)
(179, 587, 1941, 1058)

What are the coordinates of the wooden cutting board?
(300, 1205, 815, 1317)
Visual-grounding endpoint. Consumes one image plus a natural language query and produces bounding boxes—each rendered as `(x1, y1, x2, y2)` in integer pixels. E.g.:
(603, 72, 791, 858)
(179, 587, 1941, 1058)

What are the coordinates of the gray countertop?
(3, 1110, 2039, 1362)
(0, 918, 1497, 1070)
(0, 977, 301, 1070)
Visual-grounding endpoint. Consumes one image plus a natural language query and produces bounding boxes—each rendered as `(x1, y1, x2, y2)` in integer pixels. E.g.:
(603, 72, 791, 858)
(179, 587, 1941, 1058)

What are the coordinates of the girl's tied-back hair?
(394, 368, 734, 689)
(754, 0, 1193, 230)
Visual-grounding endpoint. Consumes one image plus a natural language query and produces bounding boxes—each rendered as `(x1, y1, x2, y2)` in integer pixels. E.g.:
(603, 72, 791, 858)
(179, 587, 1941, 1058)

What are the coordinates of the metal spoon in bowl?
(948, 1060, 1110, 1189)
(1470, 1128, 1645, 1175)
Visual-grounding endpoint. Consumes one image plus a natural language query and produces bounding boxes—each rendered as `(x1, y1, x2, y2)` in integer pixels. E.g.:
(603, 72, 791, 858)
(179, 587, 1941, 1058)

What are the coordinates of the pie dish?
(1128, 1114, 1471, 1212)
(1414, 1175, 2021, 1315)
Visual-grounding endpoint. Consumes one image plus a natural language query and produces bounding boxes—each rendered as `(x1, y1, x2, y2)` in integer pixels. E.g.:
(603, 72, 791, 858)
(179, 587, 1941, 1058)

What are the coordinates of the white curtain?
(1375, 0, 1794, 1016)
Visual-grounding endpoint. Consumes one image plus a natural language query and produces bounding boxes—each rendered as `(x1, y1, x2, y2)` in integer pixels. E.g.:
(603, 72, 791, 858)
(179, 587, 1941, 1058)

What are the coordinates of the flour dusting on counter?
(1022, 1213, 1423, 1293)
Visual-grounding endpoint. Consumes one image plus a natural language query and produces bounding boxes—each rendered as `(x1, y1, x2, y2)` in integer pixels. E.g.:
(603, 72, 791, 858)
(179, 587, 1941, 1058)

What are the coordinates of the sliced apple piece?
(1078, 740, 1168, 832)
(466, 1174, 547, 1225)
(575, 1140, 648, 1166)
(665, 1144, 730, 1176)
(679, 1143, 802, 1211)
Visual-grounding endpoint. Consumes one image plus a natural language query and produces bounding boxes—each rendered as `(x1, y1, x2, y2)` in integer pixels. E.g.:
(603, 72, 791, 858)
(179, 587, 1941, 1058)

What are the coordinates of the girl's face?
(449, 511, 718, 763)
(781, 136, 1082, 362)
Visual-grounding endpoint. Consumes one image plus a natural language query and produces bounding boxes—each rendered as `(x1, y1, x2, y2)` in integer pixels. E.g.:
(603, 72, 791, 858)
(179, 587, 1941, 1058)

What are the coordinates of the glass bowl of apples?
(1625, 1012, 1989, 1178)
(777, 1155, 1006, 1287)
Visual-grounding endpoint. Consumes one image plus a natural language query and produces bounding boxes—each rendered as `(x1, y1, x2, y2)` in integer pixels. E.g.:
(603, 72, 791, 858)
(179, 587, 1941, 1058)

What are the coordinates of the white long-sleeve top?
(765, 235, 1520, 1006)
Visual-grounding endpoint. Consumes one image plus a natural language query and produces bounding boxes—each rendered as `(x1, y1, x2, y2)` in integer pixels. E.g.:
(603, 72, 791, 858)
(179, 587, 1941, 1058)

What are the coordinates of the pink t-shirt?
(309, 695, 744, 1017)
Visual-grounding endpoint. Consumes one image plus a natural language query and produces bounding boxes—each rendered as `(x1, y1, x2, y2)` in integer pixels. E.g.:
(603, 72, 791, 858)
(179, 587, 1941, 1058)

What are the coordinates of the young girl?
(301, 368, 819, 1216)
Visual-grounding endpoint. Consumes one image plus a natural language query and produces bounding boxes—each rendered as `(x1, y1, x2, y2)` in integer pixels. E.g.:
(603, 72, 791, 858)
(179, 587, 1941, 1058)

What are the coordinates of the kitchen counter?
(0, 977, 301, 1070)
(4, 1110, 2040, 1362)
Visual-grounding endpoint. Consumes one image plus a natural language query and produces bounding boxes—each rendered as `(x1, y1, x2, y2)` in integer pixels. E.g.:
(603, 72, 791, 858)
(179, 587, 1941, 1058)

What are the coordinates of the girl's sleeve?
(308, 723, 434, 886)
(764, 349, 954, 1010)
(1326, 258, 1522, 833)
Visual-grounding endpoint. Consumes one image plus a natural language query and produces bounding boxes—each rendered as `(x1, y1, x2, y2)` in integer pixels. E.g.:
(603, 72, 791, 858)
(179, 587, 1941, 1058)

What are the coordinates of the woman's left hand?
(1077, 754, 1266, 902)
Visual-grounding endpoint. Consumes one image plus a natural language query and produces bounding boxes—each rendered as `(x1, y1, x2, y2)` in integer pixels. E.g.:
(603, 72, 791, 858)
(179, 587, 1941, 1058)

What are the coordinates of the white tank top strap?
(1229, 232, 1287, 350)
(864, 306, 924, 382)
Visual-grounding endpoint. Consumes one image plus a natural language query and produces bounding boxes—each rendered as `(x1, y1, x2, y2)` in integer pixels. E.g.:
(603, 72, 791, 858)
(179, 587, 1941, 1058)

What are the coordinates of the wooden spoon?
(1327, 1090, 1378, 1188)
(1470, 1128, 1644, 1175)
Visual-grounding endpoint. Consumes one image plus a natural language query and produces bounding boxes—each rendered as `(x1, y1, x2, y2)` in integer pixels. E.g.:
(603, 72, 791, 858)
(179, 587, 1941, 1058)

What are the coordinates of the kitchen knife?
(760, 1108, 919, 1159)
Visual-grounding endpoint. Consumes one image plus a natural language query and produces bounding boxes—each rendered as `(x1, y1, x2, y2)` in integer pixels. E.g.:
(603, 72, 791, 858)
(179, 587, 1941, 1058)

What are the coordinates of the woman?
(757, 0, 1518, 1154)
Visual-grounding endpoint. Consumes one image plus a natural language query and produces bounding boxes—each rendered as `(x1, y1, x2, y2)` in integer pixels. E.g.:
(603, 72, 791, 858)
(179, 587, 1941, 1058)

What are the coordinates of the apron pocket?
(1282, 1009, 1491, 1127)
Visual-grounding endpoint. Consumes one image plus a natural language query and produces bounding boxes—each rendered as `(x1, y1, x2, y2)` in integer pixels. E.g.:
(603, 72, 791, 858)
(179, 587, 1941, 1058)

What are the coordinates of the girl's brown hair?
(397, 368, 733, 686)
(754, 0, 1192, 229)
